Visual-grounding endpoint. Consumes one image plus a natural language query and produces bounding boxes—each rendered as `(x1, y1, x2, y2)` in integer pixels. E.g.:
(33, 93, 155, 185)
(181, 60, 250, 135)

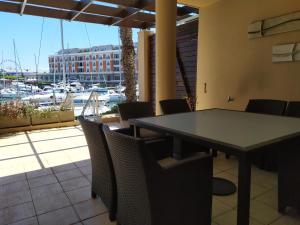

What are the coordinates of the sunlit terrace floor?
(0, 126, 299, 225)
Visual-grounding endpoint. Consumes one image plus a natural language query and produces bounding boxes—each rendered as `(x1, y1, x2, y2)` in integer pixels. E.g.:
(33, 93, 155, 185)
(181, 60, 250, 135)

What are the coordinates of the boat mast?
(13, 39, 19, 98)
(53, 56, 56, 84)
(34, 54, 38, 81)
(1, 51, 4, 88)
(60, 20, 66, 88)
(118, 28, 122, 87)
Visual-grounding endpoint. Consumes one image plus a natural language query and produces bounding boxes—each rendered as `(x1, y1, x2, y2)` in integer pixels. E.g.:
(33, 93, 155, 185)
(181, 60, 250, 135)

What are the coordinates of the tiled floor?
(0, 126, 299, 225)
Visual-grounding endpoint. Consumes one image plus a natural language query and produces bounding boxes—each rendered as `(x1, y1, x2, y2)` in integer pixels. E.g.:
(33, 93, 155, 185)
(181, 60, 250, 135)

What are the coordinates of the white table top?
(131, 109, 300, 151)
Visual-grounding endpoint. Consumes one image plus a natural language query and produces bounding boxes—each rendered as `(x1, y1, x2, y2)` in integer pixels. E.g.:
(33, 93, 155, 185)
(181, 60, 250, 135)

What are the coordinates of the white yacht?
(0, 88, 18, 98)
(68, 81, 84, 93)
(87, 86, 126, 103)
(22, 88, 66, 104)
(73, 92, 110, 117)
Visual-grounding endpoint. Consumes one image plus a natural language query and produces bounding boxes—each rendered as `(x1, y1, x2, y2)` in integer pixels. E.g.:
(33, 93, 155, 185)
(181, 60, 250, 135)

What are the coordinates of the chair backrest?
(285, 101, 300, 118)
(245, 99, 287, 115)
(103, 127, 155, 225)
(78, 116, 117, 216)
(118, 102, 154, 128)
(118, 102, 154, 121)
(159, 99, 191, 115)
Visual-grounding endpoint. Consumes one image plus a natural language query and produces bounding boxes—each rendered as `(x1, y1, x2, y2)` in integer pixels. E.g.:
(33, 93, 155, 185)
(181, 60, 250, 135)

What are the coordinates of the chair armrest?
(152, 153, 213, 220)
(159, 152, 212, 174)
(158, 152, 212, 190)
(145, 137, 173, 159)
(115, 127, 134, 136)
(158, 152, 212, 187)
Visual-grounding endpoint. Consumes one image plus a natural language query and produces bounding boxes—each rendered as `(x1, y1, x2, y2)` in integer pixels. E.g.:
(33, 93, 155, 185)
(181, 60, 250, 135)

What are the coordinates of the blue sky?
(0, 12, 139, 73)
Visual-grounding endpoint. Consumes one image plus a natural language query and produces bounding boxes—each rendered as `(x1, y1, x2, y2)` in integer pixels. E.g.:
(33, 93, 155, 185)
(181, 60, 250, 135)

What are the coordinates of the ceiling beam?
(95, 0, 197, 16)
(8, 0, 156, 23)
(70, 0, 93, 21)
(0, 0, 197, 28)
(0, 1, 152, 28)
(96, 0, 153, 9)
(111, 7, 142, 26)
(20, 0, 27, 15)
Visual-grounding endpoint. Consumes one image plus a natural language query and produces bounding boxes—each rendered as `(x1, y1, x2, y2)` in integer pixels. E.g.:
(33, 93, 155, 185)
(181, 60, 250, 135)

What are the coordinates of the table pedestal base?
(213, 177, 237, 196)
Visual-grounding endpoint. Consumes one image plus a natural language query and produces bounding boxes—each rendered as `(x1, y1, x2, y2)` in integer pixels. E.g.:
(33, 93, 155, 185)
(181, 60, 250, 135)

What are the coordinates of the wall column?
(138, 30, 153, 102)
(155, 0, 177, 114)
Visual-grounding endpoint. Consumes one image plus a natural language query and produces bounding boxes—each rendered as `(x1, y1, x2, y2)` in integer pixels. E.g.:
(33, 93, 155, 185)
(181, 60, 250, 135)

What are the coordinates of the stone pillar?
(138, 30, 153, 102)
(155, 0, 177, 114)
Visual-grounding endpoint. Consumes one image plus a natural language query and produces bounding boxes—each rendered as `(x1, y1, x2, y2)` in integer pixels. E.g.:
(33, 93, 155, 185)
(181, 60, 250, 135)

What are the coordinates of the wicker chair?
(118, 101, 161, 138)
(159, 99, 191, 115)
(246, 99, 287, 115)
(118, 101, 154, 126)
(278, 102, 300, 213)
(245, 99, 287, 171)
(103, 126, 213, 225)
(78, 116, 118, 221)
(285, 101, 300, 117)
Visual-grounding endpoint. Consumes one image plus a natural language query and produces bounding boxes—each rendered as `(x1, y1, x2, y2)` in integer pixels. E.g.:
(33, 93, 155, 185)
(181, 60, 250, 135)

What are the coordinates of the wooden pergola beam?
(0, 0, 197, 28)
(0, 1, 152, 28)
(8, 0, 156, 24)
(95, 0, 153, 10)
(96, 0, 197, 16)
(20, 0, 27, 15)
(70, 0, 94, 21)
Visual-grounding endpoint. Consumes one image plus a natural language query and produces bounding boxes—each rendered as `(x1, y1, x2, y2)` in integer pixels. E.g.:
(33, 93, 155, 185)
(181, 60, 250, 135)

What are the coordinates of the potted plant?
(0, 101, 31, 129)
(31, 106, 59, 125)
(58, 105, 75, 122)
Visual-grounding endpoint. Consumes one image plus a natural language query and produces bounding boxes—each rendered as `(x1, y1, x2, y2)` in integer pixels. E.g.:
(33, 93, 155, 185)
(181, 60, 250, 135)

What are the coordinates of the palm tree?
(119, 27, 136, 102)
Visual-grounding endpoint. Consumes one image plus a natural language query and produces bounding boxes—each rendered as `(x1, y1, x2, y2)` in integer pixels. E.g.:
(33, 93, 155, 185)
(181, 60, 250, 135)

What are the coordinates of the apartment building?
(47, 44, 138, 86)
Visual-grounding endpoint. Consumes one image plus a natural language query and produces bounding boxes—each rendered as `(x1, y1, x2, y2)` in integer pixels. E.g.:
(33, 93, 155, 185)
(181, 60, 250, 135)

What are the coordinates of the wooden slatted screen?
(149, 20, 198, 110)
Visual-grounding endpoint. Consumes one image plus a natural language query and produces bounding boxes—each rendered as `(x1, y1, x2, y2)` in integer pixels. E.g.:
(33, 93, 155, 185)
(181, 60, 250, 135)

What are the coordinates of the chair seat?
(158, 152, 204, 168)
(140, 128, 164, 139)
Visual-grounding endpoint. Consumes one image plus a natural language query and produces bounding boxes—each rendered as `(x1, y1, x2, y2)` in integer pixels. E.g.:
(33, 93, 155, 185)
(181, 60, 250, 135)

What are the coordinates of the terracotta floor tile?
(30, 183, 63, 200)
(60, 177, 90, 192)
(66, 186, 92, 205)
(82, 213, 116, 225)
(56, 169, 83, 182)
(37, 206, 79, 225)
(28, 174, 57, 188)
(74, 199, 107, 220)
(33, 192, 70, 215)
(0, 202, 35, 225)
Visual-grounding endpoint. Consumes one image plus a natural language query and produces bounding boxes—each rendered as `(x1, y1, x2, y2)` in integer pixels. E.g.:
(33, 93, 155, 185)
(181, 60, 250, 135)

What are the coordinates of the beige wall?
(179, 0, 220, 8)
(196, 0, 300, 111)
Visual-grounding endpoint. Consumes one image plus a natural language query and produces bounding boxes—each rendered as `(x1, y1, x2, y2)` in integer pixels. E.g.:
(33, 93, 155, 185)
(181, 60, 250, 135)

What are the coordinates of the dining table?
(129, 108, 300, 225)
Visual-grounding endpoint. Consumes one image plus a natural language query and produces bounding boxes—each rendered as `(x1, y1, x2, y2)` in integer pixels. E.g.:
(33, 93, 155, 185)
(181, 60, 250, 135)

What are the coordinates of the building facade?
(46, 44, 138, 86)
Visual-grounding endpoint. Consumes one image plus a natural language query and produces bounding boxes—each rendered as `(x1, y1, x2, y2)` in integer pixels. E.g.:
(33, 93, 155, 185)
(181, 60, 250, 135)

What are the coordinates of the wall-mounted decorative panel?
(248, 11, 300, 39)
(272, 43, 300, 63)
